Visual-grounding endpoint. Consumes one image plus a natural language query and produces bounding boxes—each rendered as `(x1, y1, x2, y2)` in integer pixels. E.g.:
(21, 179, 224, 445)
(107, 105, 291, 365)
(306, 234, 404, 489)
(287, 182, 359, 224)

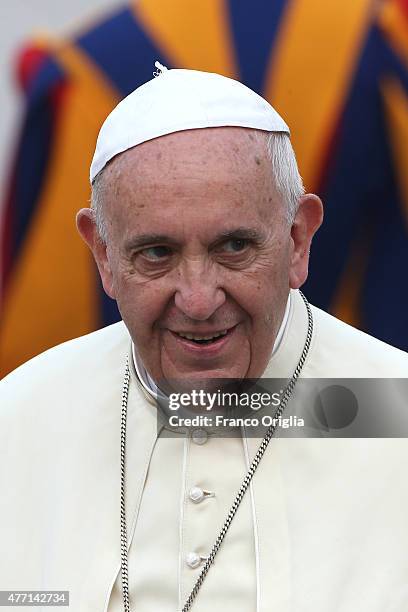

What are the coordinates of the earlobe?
(76, 208, 116, 299)
(289, 194, 323, 289)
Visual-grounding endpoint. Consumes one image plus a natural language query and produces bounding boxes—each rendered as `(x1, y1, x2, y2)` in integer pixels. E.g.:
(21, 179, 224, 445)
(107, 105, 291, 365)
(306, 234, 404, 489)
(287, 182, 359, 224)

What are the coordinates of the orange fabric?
(381, 76, 408, 227)
(0, 40, 119, 376)
(264, 0, 373, 191)
(132, 0, 238, 76)
(379, 0, 408, 66)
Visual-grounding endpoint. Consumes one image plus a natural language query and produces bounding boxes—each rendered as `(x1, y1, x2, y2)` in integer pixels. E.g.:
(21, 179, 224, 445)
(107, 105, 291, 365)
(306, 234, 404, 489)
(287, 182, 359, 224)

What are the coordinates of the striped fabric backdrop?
(1, 0, 408, 376)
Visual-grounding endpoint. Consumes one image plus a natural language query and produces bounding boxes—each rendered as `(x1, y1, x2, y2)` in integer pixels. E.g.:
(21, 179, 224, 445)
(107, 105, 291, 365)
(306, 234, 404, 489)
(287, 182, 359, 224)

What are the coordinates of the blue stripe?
(360, 24, 408, 351)
(378, 23, 408, 91)
(226, 0, 288, 93)
(13, 57, 64, 263)
(99, 281, 121, 326)
(76, 6, 171, 97)
(362, 208, 408, 351)
(304, 25, 408, 349)
(26, 55, 65, 103)
(304, 27, 389, 304)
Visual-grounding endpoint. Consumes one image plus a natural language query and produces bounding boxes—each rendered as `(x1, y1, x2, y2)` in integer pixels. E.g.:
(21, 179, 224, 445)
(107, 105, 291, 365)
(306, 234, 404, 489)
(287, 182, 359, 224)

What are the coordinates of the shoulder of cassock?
(306, 300, 408, 378)
(1, 319, 131, 411)
(0, 321, 137, 596)
(257, 290, 408, 379)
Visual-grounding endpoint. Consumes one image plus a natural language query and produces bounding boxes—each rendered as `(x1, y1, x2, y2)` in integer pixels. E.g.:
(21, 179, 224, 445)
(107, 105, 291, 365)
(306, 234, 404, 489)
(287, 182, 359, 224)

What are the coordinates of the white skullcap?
(90, 63, 290, 183)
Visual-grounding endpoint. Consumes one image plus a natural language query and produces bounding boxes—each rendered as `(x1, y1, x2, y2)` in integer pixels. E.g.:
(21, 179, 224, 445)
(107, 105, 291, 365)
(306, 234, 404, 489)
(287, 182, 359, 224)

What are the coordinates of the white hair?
(91, 170, 109, 243)
(266, 132, 305, 223)
(91, 131, 304, 243)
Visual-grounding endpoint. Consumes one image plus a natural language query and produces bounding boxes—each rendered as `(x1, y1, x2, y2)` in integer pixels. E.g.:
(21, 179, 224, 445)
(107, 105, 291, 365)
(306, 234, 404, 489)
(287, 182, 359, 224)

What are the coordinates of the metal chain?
(120, 291, 313, 612)
(120, 361, 131, 612)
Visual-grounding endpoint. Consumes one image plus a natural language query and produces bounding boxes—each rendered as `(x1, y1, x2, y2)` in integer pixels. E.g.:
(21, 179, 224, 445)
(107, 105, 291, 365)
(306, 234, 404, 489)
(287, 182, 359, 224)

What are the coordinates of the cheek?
(114, 276, 169, 338)
(235, 262, 287, 312)
(230, 266, 289, 341)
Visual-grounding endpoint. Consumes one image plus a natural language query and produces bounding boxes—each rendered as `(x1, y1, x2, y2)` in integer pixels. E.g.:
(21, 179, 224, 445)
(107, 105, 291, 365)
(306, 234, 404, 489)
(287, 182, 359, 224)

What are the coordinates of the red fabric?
(396, 0, 408, 20)
(1, 162, 16, 291)
(16, 45, 49, 91)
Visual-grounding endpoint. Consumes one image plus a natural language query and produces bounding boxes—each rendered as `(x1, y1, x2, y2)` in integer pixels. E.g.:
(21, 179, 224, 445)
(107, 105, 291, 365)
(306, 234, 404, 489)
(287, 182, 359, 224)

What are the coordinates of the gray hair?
(91, 131, 304, 243)
(91, 170, 109, 243)
(266, 132, 305, 223)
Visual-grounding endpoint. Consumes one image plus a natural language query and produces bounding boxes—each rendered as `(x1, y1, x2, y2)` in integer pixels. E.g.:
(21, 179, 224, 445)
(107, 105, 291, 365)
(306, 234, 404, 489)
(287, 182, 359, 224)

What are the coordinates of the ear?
(76, 208, 116, 299)
(289, 194, 324, 289)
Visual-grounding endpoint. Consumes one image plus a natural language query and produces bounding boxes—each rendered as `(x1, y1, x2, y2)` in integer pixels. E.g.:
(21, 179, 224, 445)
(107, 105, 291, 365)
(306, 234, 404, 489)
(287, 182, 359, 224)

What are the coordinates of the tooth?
(177, 329, 229, 341)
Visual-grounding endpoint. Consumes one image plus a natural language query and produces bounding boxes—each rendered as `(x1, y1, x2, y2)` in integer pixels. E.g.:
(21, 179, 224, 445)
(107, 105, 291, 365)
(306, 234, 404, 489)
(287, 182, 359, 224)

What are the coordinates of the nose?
(174, 260, 226, 320)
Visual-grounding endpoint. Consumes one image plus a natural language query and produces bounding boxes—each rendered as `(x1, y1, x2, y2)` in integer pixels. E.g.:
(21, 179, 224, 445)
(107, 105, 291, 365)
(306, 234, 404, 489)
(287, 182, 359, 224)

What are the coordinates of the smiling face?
(78, 127, 322, 385)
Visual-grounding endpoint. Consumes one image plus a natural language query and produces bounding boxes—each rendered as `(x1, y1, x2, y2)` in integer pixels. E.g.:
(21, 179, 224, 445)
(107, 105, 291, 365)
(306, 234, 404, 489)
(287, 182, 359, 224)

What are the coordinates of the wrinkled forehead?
(100, 126, 272, 189)
(96, 127, 283, 242)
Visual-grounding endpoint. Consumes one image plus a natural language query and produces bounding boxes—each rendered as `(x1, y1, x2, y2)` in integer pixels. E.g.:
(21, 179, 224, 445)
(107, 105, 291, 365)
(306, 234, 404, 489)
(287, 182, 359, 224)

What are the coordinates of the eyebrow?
(123, 227, 264, 251)
(124, 234, 179, 251)
(213, 227, 264, 243)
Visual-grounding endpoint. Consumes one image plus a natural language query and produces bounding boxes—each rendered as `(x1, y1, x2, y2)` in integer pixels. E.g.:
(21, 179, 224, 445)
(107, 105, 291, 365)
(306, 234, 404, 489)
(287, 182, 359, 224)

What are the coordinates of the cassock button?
(191, 428, 208, 445)
(189, 486, 205, 503)
(186, 552, 204, 569)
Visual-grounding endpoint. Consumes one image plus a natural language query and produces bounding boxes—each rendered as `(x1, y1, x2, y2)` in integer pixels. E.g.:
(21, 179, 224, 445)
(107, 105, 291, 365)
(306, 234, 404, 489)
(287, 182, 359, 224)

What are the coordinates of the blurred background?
(1, 0, 407, 377)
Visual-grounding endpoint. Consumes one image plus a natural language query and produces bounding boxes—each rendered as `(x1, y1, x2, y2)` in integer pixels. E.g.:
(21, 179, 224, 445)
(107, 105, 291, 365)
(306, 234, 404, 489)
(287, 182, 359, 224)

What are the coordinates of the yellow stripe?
(264, 0, 373, 191)
(1, 40, 119, 376)
(378, 0, 408, 66)
(381, 76, 408, 225)
(132, 0, 237, 76)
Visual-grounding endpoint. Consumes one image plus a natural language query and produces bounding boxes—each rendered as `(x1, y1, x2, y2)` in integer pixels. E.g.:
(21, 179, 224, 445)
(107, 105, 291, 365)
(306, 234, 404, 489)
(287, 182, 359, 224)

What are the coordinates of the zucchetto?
(90, 62, 289, 183)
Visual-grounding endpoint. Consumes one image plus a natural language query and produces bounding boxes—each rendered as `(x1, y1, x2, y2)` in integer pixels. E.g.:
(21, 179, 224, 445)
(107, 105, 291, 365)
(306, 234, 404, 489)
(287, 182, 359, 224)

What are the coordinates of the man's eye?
(141, 246, 172, 260)
(222, 238, 249, 253)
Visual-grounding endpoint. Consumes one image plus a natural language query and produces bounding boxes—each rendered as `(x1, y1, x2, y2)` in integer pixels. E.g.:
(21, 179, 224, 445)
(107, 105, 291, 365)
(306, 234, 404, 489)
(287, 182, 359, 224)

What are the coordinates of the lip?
(168, 324, 238, 356)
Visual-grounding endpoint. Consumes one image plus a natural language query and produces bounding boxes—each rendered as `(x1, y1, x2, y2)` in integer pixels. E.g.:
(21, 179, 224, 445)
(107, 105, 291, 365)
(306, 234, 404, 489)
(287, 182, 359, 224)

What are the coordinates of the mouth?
(175, 329, 228, 344)
(169, 325, 237, 350)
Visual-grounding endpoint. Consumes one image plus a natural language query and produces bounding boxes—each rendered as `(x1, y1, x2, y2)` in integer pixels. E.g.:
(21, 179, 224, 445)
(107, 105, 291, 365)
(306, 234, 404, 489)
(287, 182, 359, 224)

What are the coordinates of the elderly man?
(1, 65, 408, 612)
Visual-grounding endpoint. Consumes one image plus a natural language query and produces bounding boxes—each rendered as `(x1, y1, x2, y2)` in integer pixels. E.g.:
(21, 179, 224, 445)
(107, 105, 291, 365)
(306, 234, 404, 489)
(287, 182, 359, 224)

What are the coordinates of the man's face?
(82, 128, 315, 384)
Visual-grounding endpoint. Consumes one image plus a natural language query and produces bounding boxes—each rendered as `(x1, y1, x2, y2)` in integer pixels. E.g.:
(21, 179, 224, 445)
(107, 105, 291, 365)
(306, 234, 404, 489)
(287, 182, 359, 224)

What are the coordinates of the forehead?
(101, 127, 281, 237)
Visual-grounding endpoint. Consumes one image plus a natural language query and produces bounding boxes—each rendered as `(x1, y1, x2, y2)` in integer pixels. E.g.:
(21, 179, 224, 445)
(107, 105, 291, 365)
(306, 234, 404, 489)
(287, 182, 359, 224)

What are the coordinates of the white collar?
(132, 293, 291, 399)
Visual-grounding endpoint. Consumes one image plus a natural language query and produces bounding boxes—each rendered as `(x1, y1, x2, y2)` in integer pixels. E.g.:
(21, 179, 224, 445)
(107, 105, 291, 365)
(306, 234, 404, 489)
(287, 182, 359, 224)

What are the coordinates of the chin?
(158, 364, 253, 395)
(160, 376, 238, 398)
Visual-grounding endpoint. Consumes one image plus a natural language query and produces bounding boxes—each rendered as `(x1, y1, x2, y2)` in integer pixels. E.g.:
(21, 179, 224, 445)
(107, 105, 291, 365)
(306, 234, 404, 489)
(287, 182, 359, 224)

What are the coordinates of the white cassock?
(1, 289, 408, 612)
